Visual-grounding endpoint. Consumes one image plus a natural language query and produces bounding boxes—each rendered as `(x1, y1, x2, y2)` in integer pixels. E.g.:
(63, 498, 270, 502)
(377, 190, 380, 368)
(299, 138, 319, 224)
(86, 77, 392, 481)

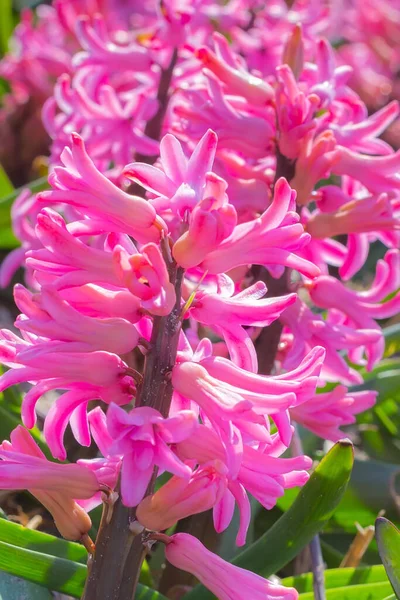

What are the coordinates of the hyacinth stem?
(292, 426, 326, 600)
(82, 255, 184, 600)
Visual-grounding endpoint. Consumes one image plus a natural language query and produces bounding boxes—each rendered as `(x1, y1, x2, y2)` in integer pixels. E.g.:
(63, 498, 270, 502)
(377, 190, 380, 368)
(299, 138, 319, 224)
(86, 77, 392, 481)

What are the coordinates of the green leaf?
(282, 565, 388, 593)
(376, 517, 400, 598)
(184, 441, 354, 600)
(0, 0, 13, 56)
(0, 519, 87, 564)
(297, 581, 393, 599)
(0, 572, 52, 600)
(0, 540, 167, 599)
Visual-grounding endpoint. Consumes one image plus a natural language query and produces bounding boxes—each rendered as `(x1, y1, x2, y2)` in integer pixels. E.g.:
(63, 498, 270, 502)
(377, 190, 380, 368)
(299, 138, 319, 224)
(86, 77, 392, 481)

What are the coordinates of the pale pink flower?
(165, 533, 298, 600)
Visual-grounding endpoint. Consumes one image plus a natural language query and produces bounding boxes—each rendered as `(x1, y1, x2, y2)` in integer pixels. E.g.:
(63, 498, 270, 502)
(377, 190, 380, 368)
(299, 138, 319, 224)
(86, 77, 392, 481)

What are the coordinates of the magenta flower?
(306, 193, 400, 239)
(175, 424, 311, 545)
(200, 178, 320, 278)
(27, 208, 119, 290)
(165, 533, 298, 600)
(280, 297, 382, 385)
(106, 405, 198, 506)
(73, 14, 152, 73)
(189, 280, 296, 372)
(14, 285, 139, 355)
(196, 32, 274, 106)
(291, 386, 377, 441)
(308, 250, 400, 369)
(173, 190, 237, 269)
(38, 133, 165, 243)
(123, 129, 219, 217)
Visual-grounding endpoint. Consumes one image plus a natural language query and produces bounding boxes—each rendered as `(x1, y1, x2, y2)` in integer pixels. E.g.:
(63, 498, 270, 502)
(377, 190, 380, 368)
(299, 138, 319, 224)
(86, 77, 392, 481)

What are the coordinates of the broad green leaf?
(0, 540, 167, 599)
(0, 572, 52, 600)
(0, 519, 87, 564)
(0, 0, 13, 56)
(0, 510, 52, 599)
(298, 581, 392, 599)
(185, 441, 354, 600)
(282, 565, 388, 593)
(376, 517, 400, 598)
(0, 541, 86, 597)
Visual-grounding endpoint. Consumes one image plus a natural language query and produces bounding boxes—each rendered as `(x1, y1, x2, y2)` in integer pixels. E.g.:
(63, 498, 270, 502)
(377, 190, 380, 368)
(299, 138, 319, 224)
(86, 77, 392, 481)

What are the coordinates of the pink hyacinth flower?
(107, 404, 198, 506)
(291, 386, 377, 441)
(123, 129, 218, 217)
(0, 426, 96, 540)
(280, 298, 380, 386)
(165, 533, 298, 600)
(308, 250, 400, 369)
(113, 243, 176, 316)
(175, 424, 311, 545)
(196, 32, 274, 106)
(200, 178, 319, 278)
(14, 285, 139, 355)
(137, 460, 228, 531)
(306, 193, 400, 239)
(38, 133, 165, 243)
(28, 209, 120, 290)
(173, 188, 237, 269)
(189, 280, 296, 372)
